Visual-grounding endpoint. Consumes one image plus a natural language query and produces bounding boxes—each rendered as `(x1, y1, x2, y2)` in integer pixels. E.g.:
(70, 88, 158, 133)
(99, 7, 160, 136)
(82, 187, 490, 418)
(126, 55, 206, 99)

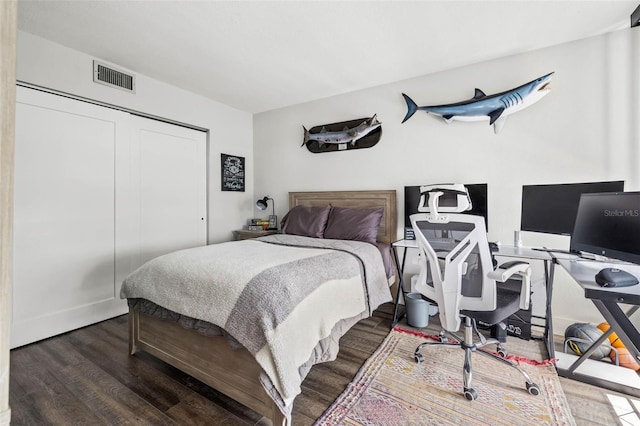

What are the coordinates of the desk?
(555, 256, 640, 397)
(391, 240, 555, 357)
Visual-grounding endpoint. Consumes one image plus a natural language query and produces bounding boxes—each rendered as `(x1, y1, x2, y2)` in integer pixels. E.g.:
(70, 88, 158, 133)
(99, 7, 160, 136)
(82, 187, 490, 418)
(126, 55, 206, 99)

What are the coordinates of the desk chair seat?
(462, 280, 520, 325)
(409, 185, 540, 401)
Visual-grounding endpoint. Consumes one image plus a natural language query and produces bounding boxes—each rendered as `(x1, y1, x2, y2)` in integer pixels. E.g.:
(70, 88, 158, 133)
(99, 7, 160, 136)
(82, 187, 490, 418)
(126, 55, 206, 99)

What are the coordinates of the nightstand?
(233, 229, 278, 241)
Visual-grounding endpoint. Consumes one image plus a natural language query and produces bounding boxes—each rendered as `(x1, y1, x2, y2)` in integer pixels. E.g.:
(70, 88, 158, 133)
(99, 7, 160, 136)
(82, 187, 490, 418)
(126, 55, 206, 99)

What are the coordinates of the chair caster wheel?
(527, 382, 540, 396)
(464, 388, 478, 401)
(497, 348, 508, 358)
(414, 353, 424, 363)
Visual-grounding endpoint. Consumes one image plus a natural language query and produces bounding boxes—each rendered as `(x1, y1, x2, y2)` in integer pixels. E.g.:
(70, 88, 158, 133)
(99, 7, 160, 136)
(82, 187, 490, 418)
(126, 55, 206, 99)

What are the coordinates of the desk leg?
(593, 301, 640, 361)
(566, 329, 614, 373)
(544, 260, 556, 359)
(391, 246, 408, 329)
(556, 301, 640, 398)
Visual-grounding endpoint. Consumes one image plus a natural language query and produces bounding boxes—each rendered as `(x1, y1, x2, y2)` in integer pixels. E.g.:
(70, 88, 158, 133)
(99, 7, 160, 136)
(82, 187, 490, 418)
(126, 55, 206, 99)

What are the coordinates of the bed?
(122, 190, 397, 425)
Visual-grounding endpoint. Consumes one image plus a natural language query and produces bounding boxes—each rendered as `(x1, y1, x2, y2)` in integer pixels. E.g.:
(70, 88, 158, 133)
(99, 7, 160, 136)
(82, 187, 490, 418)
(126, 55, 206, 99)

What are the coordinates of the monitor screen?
(520, 181, 624, 235)
(404, 183, 487, 239)
(570, 192, 640, 265)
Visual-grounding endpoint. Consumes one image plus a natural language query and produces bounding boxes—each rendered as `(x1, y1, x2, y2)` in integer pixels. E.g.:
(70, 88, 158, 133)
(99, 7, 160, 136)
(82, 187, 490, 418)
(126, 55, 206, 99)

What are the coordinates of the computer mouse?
(595, 268, 639, 288)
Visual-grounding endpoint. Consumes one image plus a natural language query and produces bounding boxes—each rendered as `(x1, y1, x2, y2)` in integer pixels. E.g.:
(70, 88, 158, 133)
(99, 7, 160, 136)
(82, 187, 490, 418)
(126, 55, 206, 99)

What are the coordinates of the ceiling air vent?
(93, 60, 136, 93)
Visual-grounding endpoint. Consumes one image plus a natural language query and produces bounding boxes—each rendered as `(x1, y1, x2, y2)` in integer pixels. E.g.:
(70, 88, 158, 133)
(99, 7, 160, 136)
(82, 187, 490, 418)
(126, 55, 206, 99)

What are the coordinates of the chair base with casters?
(413, 314, 541, 401)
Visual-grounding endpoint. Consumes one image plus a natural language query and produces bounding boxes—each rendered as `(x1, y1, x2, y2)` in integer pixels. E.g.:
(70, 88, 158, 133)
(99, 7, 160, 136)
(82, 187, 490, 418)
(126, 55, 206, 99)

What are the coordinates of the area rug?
(315, 327, 576, 425)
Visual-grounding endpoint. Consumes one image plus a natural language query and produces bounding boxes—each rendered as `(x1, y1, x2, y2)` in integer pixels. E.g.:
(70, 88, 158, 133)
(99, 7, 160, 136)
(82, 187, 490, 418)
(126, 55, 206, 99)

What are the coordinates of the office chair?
(410, 184, 540, 401)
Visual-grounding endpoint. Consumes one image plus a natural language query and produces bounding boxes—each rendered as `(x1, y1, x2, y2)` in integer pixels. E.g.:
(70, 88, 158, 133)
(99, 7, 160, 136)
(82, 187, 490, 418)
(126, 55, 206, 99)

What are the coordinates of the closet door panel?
(12, 88, 127, 348)
(132, 117, 207, 267)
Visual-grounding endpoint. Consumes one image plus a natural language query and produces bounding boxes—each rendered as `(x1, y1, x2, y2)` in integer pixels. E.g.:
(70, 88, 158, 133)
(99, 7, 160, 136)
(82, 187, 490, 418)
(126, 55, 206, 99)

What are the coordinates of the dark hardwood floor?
(9, 302, 636, 425)
(9, 304, 394, 425)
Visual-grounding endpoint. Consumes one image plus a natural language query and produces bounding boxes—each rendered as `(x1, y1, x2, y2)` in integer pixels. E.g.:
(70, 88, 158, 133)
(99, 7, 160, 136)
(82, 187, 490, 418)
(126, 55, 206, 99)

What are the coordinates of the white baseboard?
(553, 317, 576, 339)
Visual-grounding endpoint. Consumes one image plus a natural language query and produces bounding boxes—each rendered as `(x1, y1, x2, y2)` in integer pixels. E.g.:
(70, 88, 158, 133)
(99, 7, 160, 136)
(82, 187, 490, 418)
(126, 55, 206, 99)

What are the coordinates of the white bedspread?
(120, 234, 392, 418)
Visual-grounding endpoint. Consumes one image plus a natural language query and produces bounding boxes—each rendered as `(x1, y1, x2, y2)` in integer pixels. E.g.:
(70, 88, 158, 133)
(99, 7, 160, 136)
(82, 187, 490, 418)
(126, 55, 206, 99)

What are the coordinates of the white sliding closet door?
(12, 87, 128, 348)
(128, 116, 207, 268)
(12, 87, 208, 348)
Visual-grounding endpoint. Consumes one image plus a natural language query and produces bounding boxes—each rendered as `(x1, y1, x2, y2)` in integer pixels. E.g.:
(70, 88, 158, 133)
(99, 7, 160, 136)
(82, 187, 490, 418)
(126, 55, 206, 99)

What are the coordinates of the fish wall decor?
(401, 72, 553, 134)
(302, 115, 382, 153)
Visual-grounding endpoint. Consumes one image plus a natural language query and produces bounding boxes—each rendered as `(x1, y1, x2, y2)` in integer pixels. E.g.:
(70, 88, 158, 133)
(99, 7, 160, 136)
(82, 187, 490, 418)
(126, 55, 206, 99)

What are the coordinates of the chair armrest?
(487, 260, 530, 282)
(488, 261, 532, 310)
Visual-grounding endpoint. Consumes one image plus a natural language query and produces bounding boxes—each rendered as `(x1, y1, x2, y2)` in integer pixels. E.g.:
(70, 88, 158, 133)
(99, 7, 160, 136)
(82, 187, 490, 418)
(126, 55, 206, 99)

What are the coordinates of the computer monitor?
(404, 183, 487, 239)
(520, 181, 624, 235)
(570, 192, 640, 265)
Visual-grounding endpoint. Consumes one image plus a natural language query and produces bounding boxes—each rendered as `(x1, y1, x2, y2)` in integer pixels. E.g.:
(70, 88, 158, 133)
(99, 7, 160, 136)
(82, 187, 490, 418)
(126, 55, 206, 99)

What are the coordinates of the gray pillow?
(323, 207, 383, 244)
(280, 205, 332, 238)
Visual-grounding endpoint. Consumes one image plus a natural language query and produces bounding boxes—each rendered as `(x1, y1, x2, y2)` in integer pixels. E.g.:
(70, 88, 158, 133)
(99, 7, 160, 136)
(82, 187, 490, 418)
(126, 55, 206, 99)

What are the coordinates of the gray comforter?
(120, 234, 392, 418)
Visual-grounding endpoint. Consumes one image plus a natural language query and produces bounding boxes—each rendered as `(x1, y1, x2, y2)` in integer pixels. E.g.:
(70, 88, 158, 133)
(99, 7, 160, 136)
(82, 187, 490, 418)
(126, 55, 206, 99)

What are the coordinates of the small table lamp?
(256, 196, 277, 230)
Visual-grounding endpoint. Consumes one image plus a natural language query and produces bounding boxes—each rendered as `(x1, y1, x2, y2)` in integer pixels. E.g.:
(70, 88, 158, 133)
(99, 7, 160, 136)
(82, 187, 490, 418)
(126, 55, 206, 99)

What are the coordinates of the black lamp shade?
(256, 196, 270, 210)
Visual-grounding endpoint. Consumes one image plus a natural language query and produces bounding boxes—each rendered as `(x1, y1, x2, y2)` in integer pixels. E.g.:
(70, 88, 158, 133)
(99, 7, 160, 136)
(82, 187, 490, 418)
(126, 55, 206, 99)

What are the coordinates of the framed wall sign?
(221, 153, 245, 192)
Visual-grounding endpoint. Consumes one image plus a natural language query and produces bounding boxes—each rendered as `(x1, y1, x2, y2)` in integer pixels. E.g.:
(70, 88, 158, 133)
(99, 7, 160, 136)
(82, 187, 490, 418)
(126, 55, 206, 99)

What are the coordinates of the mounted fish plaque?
(402, 72, 553, 134)
(302, 115, 382, 153)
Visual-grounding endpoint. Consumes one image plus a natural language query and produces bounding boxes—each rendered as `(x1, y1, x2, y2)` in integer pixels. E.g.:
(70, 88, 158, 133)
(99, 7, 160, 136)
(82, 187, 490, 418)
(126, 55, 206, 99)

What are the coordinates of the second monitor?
(520, 180, 625, 236)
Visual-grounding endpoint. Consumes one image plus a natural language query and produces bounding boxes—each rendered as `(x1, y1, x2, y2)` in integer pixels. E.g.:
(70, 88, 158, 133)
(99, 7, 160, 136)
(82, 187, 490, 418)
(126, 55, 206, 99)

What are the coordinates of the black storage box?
(506, 308, 532, 340)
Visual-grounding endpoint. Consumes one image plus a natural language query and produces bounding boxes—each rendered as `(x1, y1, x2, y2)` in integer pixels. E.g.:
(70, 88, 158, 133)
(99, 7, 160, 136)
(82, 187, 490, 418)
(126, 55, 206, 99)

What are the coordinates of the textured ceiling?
(17, 1, 639, 113)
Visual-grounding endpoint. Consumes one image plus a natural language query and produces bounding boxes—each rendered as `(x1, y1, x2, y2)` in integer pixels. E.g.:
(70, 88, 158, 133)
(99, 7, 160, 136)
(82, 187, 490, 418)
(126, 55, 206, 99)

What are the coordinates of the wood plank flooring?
(9, 303, 640, 425)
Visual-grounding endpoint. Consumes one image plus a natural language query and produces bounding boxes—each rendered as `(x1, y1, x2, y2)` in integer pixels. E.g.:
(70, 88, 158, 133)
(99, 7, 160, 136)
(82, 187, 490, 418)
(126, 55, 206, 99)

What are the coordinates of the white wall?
(254, 28, 640, 333)
(17, 27, 640, 333)
(17, 31, 254, 243)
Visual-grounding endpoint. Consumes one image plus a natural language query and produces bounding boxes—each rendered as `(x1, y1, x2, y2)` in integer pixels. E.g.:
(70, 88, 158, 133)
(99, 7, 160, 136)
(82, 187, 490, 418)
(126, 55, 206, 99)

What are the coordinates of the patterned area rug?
(315, 327, 576, 425)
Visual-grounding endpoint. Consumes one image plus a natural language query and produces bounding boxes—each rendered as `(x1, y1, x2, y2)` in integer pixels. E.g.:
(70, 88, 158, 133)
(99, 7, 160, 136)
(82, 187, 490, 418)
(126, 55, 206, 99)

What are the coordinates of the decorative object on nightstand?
(256, 196, 277, 230)
(247, 219, 269, 231)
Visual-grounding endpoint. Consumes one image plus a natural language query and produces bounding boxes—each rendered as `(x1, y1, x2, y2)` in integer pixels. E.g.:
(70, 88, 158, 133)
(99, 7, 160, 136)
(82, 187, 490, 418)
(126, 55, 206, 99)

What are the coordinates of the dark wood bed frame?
(128, 190, 397, 425)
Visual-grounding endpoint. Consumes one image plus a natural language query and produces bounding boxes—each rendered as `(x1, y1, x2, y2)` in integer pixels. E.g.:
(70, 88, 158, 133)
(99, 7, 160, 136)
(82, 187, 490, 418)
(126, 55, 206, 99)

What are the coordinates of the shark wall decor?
(302, 115, 382, 153)
(401, 72, 553, 134)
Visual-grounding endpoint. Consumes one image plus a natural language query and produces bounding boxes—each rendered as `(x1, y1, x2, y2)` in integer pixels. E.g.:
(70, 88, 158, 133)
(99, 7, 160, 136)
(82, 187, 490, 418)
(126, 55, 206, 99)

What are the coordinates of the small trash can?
(405, 292, 431, 328)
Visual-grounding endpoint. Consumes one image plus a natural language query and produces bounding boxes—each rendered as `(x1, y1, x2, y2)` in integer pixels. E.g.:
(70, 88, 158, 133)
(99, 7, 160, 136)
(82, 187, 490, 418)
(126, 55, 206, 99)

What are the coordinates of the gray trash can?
(405, 292, 431, 328)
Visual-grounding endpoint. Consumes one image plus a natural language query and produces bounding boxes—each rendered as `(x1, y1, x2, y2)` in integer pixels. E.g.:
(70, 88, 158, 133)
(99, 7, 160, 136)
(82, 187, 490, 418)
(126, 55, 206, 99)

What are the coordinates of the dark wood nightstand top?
(233, 229, 278, 241)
